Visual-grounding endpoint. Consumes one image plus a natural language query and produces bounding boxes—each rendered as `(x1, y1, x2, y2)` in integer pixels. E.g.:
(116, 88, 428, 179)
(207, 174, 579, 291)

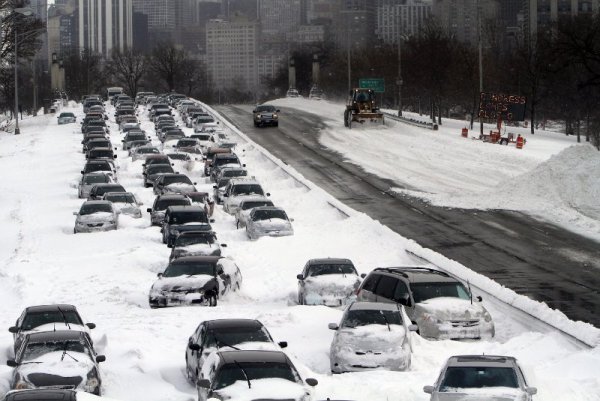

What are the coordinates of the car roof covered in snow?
(26, 330, 86, 342)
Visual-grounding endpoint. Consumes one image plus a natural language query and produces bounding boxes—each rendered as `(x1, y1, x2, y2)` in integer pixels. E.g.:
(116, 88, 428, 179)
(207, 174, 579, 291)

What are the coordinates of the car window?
(155, 198, 190, 210)
(374, 275, 399, 299)
(393, 280, 410, 304)
(440, 367, 519, 390)
(410, 282, 470, 303)
(21, 311, 83, 331)
(169, 211, 208, 224)
(213, 362, 298, 390)
(204, 326, 271, 348)
(163, 262, 215, 277)
(361, 274, 380, 293)
(80, 203, 113, 215)
(84, 175, 110, 184)
(22, 339, 89, 362)
(342, 309, 402, 328)
(251, 209, 287, 221)
(241, 201, 273, 211)
(232, 184, 263, 196)
(308, 263, 357, 276)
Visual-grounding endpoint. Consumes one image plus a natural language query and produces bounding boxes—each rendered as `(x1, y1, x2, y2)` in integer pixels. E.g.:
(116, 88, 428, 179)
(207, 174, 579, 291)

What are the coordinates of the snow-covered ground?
(265, 98, 600, 242)
(0, 103, 599, 401)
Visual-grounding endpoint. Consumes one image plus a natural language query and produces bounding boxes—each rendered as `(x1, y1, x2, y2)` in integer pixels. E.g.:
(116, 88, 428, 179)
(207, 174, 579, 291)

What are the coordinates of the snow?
(0, 105, 598, 401)
(264, 97, 600, 241)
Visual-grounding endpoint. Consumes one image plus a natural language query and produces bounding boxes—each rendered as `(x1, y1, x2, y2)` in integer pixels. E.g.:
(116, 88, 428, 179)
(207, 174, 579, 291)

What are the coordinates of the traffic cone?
(516, 135, 524, 149)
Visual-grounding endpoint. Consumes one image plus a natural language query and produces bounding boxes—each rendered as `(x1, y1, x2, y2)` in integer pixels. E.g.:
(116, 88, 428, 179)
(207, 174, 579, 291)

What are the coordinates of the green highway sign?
(359, 78, 385, 93)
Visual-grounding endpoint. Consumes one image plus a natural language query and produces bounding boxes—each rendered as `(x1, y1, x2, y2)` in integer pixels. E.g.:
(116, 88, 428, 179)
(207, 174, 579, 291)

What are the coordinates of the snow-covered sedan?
(78, 172, 113, 199)
(296, 258, 363, 306)
(148, 256, 242, 308)
(7, 331, 105, 395)
(8, 304, 96, 354)
(169, 231, 224, 261)
(423, 355, 537, 401)
(130, 145, 161, 161)
(57, 112, 76, 125)
(222, 178, 268, 215)
(245, 206, 293, 240)
(234, 196, 274, 228)
(185, 319, 287, 384)
(196, 350, 317, 401)
(73, 201, 119, 233)
(102, 192, 143, 218)
(328, 301, 416, 373)
(153, 173, 197, 195)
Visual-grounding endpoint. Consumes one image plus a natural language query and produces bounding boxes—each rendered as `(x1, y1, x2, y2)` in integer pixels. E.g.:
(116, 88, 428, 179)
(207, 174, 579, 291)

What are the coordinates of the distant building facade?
(431, 0, 499, 46)
(259, 0, 303, 40)
(376, 0, 432, 43)
(334, 0, 378, 49)
(78, 0, 133, 56)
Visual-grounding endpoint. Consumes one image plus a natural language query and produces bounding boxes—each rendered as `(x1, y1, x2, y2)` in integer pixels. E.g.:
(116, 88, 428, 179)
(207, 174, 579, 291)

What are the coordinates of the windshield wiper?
(57, 307, 71, 330)
(233, 360, 251, 389)
(60, 342, 79, 362)
(380, 311, 391, 332)
(212, 332, 241, 351)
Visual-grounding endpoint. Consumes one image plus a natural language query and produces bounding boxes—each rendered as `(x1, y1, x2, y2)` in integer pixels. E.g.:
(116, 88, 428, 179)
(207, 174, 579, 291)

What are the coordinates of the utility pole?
(397, 36, 403, 117)
(14, 26, 20, 135)
(477, 0, 484, 136)
(347, 45, 351, 92)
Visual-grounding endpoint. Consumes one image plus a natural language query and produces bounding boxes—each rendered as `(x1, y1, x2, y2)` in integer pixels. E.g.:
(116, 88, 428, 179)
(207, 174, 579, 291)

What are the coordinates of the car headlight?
(483, 311, 492, 322)
(108, 220, 116, 225)
(76, 221, 85, 226)
(273, 114, 278, 118)
(422, 313, 443, 324)
(15, 380, 34, 390)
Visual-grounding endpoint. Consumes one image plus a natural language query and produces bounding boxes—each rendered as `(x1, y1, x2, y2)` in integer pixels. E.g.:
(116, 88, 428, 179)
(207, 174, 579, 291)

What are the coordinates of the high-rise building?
(334, 0, 378, 49)
(525, 0, 599, 39)
(221, 0, 259, 21)
(132, 0, 199, 49)
(205, 18, 259, 90)
(78, 0, 133, 56)
(306, 0, 339, 24)
(431, 0, 499, 46)
(376, 0, 432, 43)
(47, 0, 78, 59)
(259, 0, 302, 40)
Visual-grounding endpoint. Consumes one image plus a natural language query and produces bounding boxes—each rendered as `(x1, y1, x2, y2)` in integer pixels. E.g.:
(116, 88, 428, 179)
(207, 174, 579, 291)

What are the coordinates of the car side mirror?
(360, 273, 366, 278)
(171, 163, 174, 166)
(221, 244, 227, 248)
(147, 208, 152, 213)
(290, 218, 294, 222)
(276, 109, 280, 113)
(8, 326, 18, 334)
(73, 211, 79, 216)
(7, 360, 18, 368)
(209, 219, 215, 223)
(408, 324, 418, 332)
(423, 385, 434, 394)
(196, 379, 211, 389)
(328, 323, 339, 330)
(266, 193, 270, 197)
(86, 323, 96, 329)
(113, 155, 117, 159)
(278, 341, 287, 348)
(193, 182, 197, 185)
(397, 293, 411, 306)
(189, 343, 201, 351)
(476, 295, 483, 302)
(526, 387, 537, 395)
(296, 274, 304, 280)
(96, 355, 106, 363)
(305, 378, 318, 387)
(157, 273, 163, 278)
(81, 171, 85, 174)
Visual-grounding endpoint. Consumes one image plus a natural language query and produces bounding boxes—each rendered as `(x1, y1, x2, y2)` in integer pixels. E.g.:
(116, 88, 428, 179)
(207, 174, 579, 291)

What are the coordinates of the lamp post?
(11, 8, 34, 135)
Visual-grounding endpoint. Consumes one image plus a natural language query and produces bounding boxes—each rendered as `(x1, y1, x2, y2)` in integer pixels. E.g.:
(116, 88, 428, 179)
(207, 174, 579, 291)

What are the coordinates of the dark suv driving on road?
(252, 104, 280, 127)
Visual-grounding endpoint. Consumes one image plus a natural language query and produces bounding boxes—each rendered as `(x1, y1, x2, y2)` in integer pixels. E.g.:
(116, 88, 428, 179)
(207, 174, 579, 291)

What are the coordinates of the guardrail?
(384, 112, 438, 130)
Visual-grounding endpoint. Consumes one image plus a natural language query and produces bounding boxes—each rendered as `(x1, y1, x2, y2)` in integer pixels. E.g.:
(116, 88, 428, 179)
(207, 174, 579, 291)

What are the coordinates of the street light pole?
(397, 37, 403, 117)
(14, 25, 20, 134)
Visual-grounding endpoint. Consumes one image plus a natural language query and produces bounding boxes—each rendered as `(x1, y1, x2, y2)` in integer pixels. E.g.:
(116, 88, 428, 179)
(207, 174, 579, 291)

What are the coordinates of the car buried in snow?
(146, 194, 191, 226)
(356, 267, 495, 340)
(87, 183, 126, 201)
(6, 330, 105, 395)
(222, 178, 268, 215)
(102, 192, 143, 218)
(423, 355, 537, 401)
(296, 258, 364, 306)
(328, 301, 416, 373)
(245, 206, 293, 240)
(148, 256, 242, 308)
(78, 172, 113, 199)
(196, 350, 317, 401)
(185, 319, 287, 384)
(161, 205, 213, 246)
(234, 196, 274, 229)
(73, 200, 119, 233)
(153, 173, 197, 196)
(168, 230, 224, 261)
(8, 304, 96, 355)
(131, 145, 161, 161)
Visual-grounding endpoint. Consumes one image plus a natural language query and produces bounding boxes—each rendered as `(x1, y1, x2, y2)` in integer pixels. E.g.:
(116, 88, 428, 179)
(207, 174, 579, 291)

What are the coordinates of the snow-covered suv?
(356, 267, 495, 340)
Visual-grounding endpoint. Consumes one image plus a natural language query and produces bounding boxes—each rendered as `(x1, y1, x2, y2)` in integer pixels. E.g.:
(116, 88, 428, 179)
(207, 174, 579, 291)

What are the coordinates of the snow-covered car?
(167, 152, 196, 172)
(122, 131, 150, 150)
(87, 183, 126, 201)
(174, 138, 202, 155)
(57, 112, 76, 124)
(297, 258, 363, 306)
(234, 196, 274, 228)
(78, 172, 113, 199)
(222, 178, 268, 215)
(185, 191, 214, 216)
(153, 173, 197, 195)
(169, 231, 224, 261)
(161, 205, 213, 246)
(356, 267, 495, 340)
(146, 194, 190, 226)
(6, 330, 105, 395)
(286, 88, 300, 98)
(192, 115, 216, 132)
(196, 350, 317, 401)
(209, 153, 244, 182)
(329, 302, 416, 373)
(8, 304, 96, 354)
(423, 355, 537, 401)
(81, 160, 116, 182)
(73, 200, 119, 233)
(148, 256, 242, 308)
(185, 319, 287, 384)
(131, 145, 161, 161)
(246, 206, 293, 240)
(102, 192, 143, 218)
(191, 132, 214, 150)
(143, 164, 175, 188)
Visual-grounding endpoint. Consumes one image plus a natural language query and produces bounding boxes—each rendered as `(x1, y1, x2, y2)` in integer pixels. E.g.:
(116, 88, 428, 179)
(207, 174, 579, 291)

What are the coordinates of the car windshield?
(83, 175, 110, 184)
(410, 282, 471, 303)
(256, 105, 276, 112)
(163, 175, 192, 185)
(168, 153, 189, 161)
(80, 203, 113, 215)
(223, 170, 247, 178)
(105, 193, 136, 203)
(232, 184, 263, 196)
(162, 262, 215, 277)
(216, 157, 239, 166)
(22, 339, 89, 362)
(85, 163, 110, 173)
(196, 134, 211, 141)
(138, 147, 160, 154)
(21, 311, 83, 331)
(205, 326, 271, 349)
(440, 367, 519, 390)
(155, 198, 190, 210)
(252, 209, 286, 221)
(90, 150, 113, 158)
(175, 233, 216, 247)
(148, 165, 174, 174)
(196, 117, 214, 123)
(308, 264, 357, 277)
(94, 185, 124, 196)
(214, 362, 298, 390)
(241, 201, 273, 211)
(342, 309, 402, 328)
(89, 141, 110, 148)
(177, 139, 198, 147)
(187, 193, 206, 202)
(126, 134, 146, 141)
(146, 158, 170, 166)
(60, 113, 75, 118)
(168, 211, 207, 224)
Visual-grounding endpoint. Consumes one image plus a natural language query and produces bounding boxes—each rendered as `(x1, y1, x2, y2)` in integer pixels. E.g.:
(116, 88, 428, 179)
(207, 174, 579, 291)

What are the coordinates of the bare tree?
(147, 42, 187, 92)
(63, 48, 105, 100)
(106, 48, 147, 97)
